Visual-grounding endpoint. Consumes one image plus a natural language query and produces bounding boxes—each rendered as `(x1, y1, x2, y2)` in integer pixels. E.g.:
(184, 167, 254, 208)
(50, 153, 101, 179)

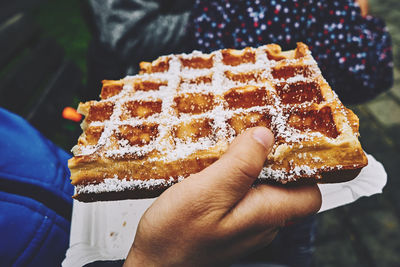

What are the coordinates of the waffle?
(69, 42, 368, 202)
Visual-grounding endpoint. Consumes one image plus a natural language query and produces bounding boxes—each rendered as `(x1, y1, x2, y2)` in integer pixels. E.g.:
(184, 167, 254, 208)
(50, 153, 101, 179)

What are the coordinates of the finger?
(187, 127, 274, 206)
(227, 184, 321, 229)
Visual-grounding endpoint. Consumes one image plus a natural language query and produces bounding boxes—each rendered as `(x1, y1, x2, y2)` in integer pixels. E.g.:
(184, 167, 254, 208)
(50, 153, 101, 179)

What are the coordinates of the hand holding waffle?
(124, 127, 321, 266)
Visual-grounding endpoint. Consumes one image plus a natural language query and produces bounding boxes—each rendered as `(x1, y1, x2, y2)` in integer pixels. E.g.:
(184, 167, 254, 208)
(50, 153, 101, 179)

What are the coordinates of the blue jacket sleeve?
(0, 107, 73, 266)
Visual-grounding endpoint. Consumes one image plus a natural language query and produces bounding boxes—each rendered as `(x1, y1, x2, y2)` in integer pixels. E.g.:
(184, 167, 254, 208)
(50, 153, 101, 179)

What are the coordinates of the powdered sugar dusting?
(76, 176, 182, 194)
(73, 43, 352, 193)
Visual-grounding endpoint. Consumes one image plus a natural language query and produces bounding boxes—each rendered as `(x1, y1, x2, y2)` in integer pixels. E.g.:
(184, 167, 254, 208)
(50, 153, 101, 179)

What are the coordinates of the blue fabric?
(0, 108, 73, 205)
(0, 191, 71, 266)
(0, 108, 73, 266)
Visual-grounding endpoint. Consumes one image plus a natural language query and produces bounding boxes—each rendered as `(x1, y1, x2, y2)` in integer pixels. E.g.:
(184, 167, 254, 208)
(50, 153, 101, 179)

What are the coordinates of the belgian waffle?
(69, 42, 368, 202)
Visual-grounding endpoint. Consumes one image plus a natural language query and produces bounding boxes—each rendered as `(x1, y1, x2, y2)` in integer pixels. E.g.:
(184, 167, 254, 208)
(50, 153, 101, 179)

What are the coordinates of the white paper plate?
(63, 154, 386, 266)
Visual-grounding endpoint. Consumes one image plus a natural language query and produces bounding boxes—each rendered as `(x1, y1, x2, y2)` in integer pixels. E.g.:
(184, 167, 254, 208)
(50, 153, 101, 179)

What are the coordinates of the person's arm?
(124, 127, 321, 266)
(308, 0, 393, 103)
(355, 0, 369, 17)
(189, 0, 392, 104)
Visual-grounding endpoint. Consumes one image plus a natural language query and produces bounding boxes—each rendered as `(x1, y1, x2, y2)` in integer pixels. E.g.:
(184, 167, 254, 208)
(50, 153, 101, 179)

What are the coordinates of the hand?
(124, 127, 321, 267)
(355, 0, 369, 17)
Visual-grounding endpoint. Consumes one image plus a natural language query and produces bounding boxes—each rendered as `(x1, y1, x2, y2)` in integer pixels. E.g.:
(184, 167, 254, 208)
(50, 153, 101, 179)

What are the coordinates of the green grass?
(32, 0, 91, 83)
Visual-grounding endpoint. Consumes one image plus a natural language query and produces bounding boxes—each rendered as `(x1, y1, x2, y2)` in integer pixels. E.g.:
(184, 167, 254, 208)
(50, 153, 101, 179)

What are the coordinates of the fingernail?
(252, 127, 273, 150)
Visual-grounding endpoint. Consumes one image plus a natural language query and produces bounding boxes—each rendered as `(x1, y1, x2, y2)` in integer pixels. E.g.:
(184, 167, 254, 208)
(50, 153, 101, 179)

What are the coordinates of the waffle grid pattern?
(69, 43, 367, 199)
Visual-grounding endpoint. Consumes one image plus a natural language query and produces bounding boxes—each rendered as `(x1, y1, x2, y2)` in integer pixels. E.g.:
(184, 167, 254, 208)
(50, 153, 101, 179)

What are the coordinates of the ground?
(313, 1, 400, 266)
(32, 0, 400, 266)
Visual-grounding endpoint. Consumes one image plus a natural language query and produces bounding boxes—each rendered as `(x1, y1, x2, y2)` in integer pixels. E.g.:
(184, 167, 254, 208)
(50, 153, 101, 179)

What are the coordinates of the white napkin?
(63, 154, 386, 267)
(318, 154, 386, 212)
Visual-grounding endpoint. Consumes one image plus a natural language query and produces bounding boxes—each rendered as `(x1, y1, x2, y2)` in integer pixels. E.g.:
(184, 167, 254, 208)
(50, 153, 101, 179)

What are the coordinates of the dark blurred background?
(0, 0, 90, 150)
(0, 0, 399, 266)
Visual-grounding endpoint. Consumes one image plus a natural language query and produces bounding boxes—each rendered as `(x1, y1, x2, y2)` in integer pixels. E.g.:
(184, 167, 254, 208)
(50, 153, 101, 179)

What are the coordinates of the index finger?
(224, 183, 322, 230)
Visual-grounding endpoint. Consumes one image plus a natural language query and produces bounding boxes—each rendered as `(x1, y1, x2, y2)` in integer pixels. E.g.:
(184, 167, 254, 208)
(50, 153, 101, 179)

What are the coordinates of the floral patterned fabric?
(190, 0, 393, 103)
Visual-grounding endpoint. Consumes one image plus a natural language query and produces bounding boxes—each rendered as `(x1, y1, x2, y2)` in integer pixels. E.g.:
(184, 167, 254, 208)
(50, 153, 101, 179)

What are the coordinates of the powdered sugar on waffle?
(76, 176, 184, 195)
(72, 44, 346, 185)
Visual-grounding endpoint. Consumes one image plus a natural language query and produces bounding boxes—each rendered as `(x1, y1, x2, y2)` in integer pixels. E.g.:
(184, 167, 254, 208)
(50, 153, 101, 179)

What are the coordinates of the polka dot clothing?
(189, 0, 393, 103)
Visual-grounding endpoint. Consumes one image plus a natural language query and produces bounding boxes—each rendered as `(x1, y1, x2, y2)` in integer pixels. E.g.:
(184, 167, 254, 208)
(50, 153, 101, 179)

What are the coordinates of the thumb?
(189, 127, 274, 206)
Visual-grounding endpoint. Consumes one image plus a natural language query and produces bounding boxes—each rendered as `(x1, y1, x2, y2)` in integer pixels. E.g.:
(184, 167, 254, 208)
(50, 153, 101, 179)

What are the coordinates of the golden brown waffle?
(69, 42, 368, 202)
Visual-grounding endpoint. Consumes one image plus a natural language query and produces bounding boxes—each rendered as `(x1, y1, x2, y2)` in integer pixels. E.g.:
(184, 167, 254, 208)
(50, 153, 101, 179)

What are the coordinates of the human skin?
(124, 127, 322, 267)
(356, 0, 369, 17)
